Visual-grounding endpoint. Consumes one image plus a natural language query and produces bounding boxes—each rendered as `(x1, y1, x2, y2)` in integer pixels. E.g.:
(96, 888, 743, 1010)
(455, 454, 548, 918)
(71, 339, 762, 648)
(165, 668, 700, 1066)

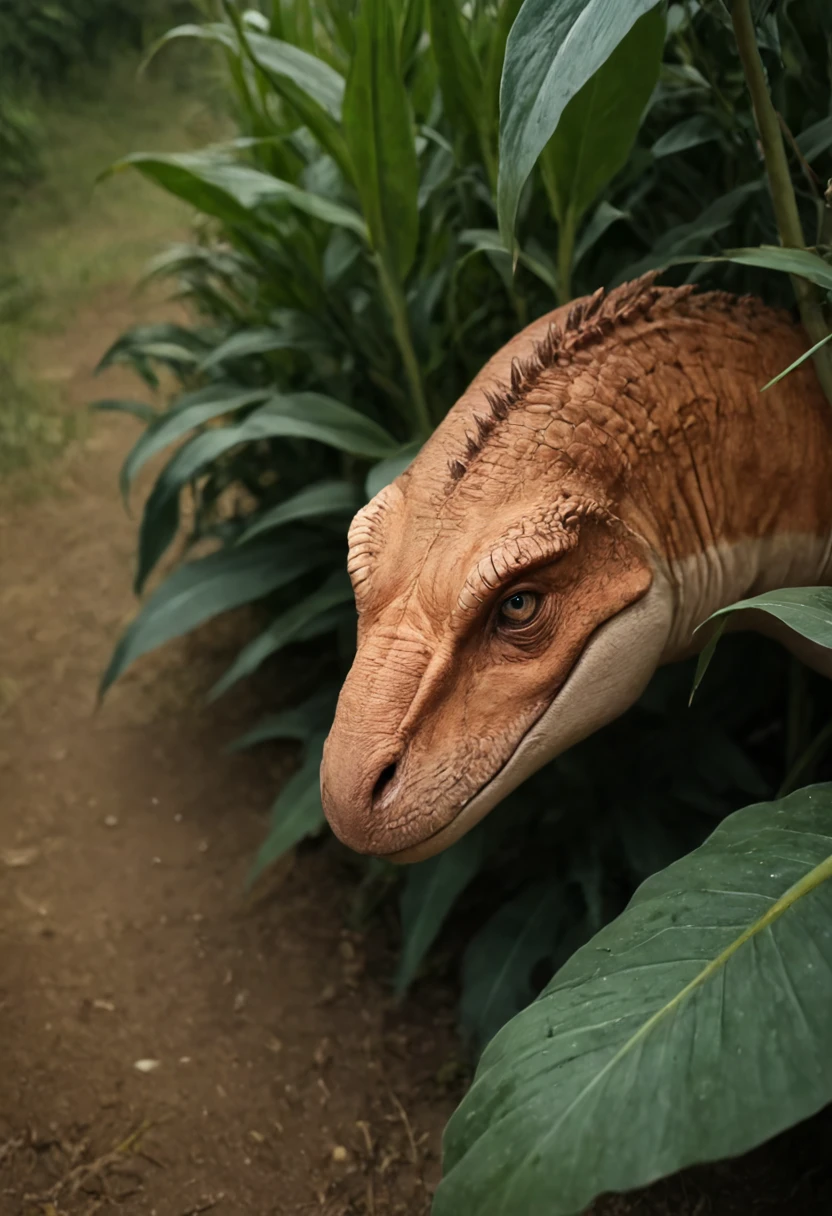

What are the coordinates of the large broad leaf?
(343, 0, 419, 280)
(497, 0, 663, 246)
(248, 734, 328, 885)
(101, 542, 326, 694)
(238, 479, 361, 543)
(541, 7, 664, 231)
(209, 572, 354, 700)
(109, 152, 367, 238)
(692, 587, 832, 700)
(436, 785, 832, 1216)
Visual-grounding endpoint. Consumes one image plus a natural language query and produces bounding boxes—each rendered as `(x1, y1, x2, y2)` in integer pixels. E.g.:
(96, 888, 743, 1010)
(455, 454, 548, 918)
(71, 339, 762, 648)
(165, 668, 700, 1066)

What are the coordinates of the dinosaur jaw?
(384, 578, 674, 864)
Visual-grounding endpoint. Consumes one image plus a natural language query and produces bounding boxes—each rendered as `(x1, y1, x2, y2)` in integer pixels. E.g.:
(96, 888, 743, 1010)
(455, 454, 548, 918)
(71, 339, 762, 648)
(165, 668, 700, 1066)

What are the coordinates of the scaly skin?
(320, 273, 832, 862)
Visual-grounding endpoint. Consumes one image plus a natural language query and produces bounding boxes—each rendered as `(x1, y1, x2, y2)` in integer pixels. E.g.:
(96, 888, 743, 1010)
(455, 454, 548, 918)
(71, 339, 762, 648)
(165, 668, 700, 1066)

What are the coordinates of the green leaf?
(652, 113, 722, 158)
(238, 27, 353, 177)
(238, 480, 361, 544)
(248, 734, 328, 884)
(428, 0, 483, 152)
(692, 587, 832, 697)
(90, 398, 158, 425)
(541, 7, 665, 229)
(497, 0, 664, 246)
(483, 0, 523, 170)
(109, 152, 367, 238)
(675, 245, 832, 292)
(460, 882, 567, 1055)
(613, 183, 761, 284)
(395, 828, 487, 995)
(343, 0, 420, 280)
(209, 571, 354, 700)
(437, 785, 832, 1216)
(796, 114, 832, 162)
(199, 322, 326, 371)
(227, 687, 338, 751)
(101, 543, 326, 695)
(96, 322, 208, 388)
(121, 384, 272, 504)
(248, 393, 400, 458)
(134, 395, 396, 588)
(153, 23, 345, 114)
(365, 440, 422, 499)
(460, 229, 559, 295)
(762, 331, 832, 391)
(245, 29, 345, 117)
(572, 201, 628, 267)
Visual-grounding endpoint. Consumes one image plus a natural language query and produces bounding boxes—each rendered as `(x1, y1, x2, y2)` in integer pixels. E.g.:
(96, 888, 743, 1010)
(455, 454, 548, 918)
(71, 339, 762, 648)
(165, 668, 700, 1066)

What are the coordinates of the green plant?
(98, 1, 832, 1209)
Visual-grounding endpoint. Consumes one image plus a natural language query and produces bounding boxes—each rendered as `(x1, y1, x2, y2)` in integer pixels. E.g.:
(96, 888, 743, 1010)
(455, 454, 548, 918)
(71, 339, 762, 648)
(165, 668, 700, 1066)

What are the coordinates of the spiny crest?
(446, 272, 693, 485)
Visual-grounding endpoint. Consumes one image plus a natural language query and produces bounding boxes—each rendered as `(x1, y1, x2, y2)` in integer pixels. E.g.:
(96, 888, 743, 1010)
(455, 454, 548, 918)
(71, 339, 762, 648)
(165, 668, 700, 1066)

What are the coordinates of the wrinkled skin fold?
(320, 274, 832, 862)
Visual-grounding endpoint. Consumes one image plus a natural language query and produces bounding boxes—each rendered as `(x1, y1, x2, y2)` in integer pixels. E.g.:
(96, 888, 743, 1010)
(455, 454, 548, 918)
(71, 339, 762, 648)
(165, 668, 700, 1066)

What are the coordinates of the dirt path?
(0, 288, 460, 1216)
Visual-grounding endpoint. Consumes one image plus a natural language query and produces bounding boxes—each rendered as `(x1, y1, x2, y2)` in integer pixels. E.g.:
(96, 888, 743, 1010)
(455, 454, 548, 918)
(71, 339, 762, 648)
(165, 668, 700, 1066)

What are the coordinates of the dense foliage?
(0, 0, 194, 189)
(98, 0, 832, 1209)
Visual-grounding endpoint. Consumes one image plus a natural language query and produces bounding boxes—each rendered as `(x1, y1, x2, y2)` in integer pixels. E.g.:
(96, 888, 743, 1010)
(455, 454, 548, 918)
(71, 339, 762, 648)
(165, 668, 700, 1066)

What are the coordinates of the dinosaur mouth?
(381, 693, 557, 865)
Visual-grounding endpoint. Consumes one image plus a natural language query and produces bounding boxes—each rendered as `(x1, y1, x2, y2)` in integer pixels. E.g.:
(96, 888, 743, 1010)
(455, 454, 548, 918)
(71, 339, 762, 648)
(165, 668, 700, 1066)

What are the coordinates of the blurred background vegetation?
(2, 0, 832, 1058)
(0, 0, 196, 192)
(0, 0, 219, 479)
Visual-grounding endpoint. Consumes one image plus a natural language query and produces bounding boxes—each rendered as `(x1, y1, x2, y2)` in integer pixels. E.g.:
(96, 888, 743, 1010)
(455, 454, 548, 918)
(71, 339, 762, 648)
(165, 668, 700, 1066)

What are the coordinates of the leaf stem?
(730, 0, 832, 405)
(377, 256, 433, 439)
(557, 205, 576, 306)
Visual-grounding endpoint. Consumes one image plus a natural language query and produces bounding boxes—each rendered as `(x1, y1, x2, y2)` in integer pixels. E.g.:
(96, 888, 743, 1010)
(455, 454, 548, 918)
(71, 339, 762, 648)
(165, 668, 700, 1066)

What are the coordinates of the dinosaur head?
(321, 282, 677, 861)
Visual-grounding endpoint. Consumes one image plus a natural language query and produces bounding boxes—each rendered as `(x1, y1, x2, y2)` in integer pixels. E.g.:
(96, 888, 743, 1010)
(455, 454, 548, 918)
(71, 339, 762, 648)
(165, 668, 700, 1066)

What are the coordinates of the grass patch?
(0, 48, 223, 480)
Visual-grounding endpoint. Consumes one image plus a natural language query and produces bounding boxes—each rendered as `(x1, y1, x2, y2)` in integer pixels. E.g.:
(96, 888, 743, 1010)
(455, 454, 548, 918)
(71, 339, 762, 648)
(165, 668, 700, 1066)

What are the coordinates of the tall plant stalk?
(731, 0, 832, 406)
(377, 256, 433, 438)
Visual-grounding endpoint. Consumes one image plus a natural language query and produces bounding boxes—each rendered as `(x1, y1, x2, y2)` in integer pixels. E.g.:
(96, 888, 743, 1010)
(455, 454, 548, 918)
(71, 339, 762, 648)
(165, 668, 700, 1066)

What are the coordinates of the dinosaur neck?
(658, 534, 832, 661)
(604, 300, 832, 656)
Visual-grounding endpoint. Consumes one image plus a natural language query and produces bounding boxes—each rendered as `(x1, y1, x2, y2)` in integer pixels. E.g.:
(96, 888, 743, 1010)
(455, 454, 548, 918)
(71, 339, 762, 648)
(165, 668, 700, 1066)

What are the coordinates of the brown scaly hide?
(322, 273, 832, 860)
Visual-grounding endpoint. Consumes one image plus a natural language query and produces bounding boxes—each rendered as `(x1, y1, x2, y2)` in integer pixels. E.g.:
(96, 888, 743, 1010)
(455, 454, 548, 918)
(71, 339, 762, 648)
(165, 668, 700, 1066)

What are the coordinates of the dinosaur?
(320, 272, 832, 863)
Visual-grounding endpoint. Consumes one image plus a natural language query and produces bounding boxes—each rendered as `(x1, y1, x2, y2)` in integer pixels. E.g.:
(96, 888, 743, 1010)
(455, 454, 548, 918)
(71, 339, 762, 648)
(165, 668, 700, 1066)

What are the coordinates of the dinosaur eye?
(498, 590, 540, 626)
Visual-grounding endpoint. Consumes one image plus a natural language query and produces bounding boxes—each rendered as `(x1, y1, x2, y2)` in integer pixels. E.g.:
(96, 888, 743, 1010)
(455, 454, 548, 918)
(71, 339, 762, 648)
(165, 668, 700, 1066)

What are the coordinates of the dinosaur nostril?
(372, 761, 398, 805)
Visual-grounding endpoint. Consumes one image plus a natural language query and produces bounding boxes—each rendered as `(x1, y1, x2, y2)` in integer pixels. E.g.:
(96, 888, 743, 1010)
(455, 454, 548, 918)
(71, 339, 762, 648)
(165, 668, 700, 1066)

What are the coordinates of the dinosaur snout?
(319, 640, 422, 854)
(320, 726, 405, 854)
(320, 619, 445, 855)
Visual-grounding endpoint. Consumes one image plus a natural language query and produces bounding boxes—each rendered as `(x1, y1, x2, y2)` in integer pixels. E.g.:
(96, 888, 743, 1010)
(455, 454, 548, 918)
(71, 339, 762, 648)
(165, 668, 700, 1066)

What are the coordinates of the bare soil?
(0, 273, 830, 1216)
